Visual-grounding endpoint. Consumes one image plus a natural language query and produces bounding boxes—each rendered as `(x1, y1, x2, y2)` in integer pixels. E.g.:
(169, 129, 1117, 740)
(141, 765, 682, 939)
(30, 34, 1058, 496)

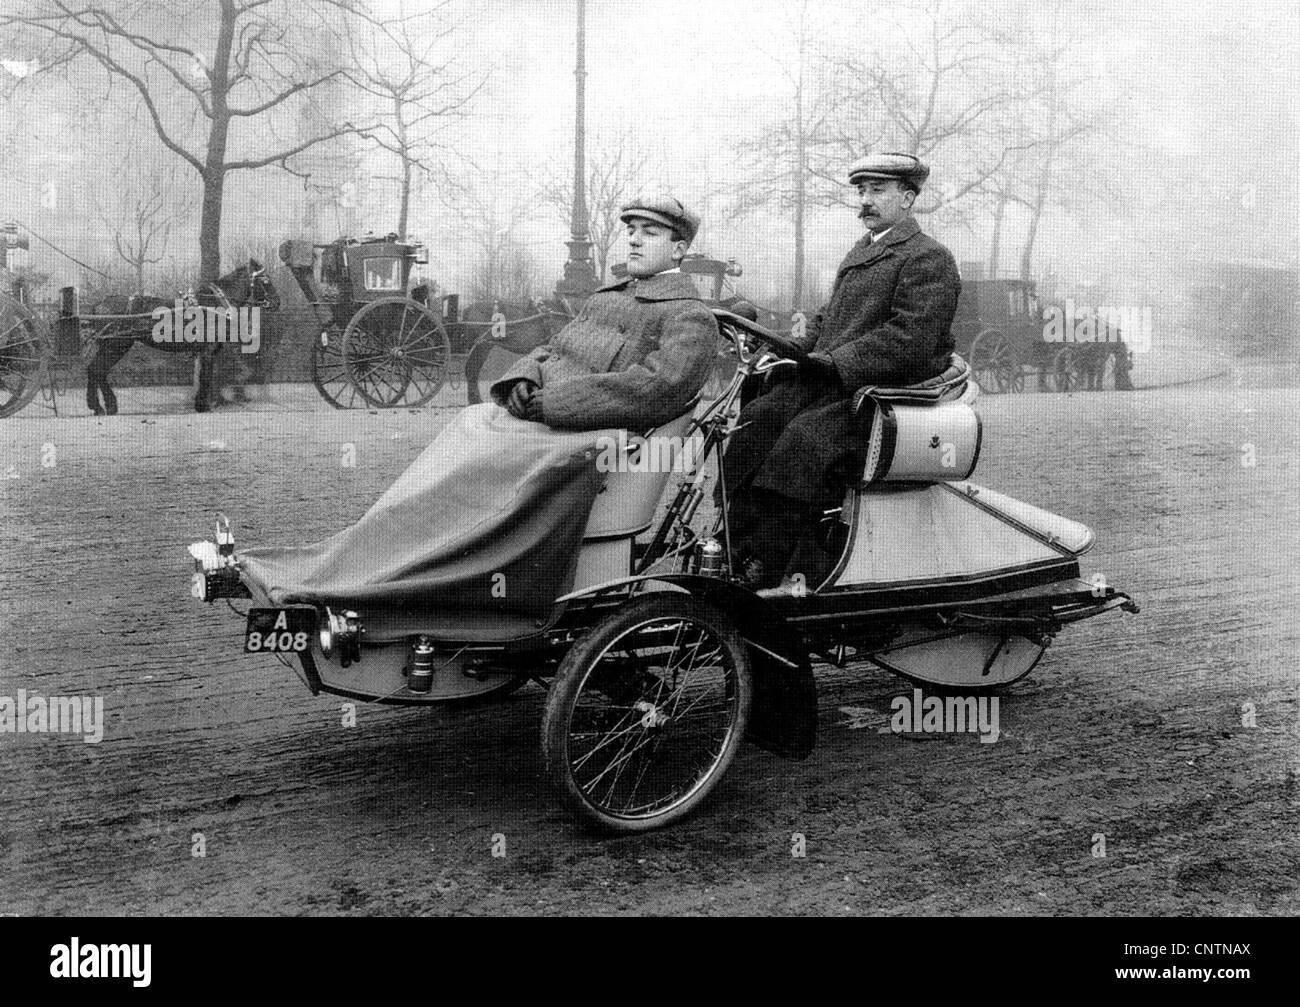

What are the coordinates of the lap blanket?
(239, 403, 616, 642)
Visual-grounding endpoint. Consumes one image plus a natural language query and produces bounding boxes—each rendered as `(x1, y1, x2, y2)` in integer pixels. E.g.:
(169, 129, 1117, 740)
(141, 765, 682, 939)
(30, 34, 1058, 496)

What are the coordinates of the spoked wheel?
(1047, 345, 1080, 393)
(344, 297, 451, 408)
(968, 329, 1022, 394)
(542, 593, 753, 833)
(311, 325, 368, 409)
(0, 296, 51, 418)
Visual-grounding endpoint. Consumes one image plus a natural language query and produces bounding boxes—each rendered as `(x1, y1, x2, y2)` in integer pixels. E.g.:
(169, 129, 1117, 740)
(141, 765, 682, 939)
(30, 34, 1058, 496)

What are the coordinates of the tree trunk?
(1019, 176, 1047, 282)
(396, 96, 410, 239)
(198, 3, 237, 283)
(1020, 43, 1058, 282)
(198, 168, 226, 283)
(988, 189, 1007, 279)
(792, 62, 806, 312)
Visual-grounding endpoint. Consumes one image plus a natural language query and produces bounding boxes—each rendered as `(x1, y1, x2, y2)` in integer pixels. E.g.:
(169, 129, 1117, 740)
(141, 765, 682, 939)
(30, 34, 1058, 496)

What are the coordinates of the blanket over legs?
(238, 403, 618, 642)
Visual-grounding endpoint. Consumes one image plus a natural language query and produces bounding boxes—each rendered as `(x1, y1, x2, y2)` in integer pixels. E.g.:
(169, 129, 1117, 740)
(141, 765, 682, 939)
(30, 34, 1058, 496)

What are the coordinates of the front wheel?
(542, 593, 753, 833)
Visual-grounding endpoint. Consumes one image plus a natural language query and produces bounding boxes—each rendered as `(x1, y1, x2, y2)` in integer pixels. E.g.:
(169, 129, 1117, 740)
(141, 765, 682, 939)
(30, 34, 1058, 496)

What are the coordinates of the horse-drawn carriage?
(0, 259, 276, 417)
(957, 278, 1133, 394)
(280, 234, 458, 410)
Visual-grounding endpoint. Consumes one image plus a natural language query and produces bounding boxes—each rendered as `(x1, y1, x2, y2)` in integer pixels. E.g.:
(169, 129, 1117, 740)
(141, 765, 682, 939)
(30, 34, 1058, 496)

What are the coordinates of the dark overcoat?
(724, 215, 961, 505)
(490, 271, 717, 431)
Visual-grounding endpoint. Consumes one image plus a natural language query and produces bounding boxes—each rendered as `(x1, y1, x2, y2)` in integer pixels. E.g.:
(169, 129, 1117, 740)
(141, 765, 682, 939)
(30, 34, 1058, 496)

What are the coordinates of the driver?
(490, 194, 717, 430)
(722, 153, 962, 587)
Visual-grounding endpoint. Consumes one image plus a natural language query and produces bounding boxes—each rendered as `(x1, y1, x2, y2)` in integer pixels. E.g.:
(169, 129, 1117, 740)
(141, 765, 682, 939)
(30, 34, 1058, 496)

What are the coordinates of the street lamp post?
(555, 0, 598, 302)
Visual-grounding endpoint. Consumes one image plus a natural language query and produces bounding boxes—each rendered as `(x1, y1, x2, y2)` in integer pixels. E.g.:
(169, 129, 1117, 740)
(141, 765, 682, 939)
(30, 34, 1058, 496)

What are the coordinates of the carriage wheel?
(311, 325, 368, 409)
(0, 297, 51, 418)
(542, 593, 753, 833)
(968, 329, 1021, 394)
(1048, 345, 1080, 393)
(343, 297, 451, 409)
(464, 336, 523, 405)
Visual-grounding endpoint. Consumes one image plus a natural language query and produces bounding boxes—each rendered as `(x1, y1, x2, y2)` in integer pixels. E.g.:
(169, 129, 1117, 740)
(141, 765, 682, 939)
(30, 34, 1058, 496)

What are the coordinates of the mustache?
(858, 207, 877, 219)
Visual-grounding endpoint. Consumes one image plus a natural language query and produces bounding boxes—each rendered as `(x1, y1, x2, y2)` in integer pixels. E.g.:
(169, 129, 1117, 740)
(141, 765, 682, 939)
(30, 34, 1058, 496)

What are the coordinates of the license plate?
(245, 608, 316, 653)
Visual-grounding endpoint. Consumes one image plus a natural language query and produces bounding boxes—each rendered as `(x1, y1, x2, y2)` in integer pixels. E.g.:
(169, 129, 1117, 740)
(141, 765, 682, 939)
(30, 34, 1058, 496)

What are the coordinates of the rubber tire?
(541, 593, 753, 833)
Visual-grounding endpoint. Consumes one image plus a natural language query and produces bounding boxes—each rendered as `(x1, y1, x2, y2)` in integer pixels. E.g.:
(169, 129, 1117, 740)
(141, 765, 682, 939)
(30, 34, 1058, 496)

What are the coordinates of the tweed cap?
(847, 152, 930, 189)
(619, 194, 699, 244)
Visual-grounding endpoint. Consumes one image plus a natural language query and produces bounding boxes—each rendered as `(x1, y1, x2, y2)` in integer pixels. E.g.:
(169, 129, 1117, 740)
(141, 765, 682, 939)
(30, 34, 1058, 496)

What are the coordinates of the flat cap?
(847, 152, 930, 189)
(619, 194, 699, 244)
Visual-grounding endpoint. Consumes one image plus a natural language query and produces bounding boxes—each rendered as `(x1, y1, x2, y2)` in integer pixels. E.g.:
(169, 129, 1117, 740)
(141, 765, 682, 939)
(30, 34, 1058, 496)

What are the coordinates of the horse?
(83, 259, 279, 415)
(457, 298, 572, 404)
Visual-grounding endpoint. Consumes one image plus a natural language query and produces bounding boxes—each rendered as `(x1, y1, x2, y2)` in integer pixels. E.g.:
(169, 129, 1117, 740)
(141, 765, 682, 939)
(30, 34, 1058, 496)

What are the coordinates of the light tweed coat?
(490, 271, 717, 431)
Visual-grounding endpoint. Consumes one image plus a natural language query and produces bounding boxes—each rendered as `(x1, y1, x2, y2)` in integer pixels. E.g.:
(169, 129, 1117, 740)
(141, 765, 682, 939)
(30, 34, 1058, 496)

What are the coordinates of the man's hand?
(504, 379, 538, 419)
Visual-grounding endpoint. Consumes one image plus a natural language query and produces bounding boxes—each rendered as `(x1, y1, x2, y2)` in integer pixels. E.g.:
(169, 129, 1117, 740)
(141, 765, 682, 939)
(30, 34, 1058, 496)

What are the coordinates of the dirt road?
(1, 381, 1297, 915)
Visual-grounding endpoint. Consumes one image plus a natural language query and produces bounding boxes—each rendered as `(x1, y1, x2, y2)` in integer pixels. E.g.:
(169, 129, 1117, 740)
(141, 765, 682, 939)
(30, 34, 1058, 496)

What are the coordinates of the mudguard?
(640, 574, 817, 760)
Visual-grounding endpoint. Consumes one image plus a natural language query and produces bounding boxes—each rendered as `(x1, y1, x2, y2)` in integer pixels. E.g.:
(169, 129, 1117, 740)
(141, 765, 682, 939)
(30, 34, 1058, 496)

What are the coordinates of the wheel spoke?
(557, 609, 743, 822)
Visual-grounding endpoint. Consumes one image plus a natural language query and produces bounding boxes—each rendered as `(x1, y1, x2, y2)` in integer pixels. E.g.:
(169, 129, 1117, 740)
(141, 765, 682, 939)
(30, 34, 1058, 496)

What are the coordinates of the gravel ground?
(0, 374, 1296, 916)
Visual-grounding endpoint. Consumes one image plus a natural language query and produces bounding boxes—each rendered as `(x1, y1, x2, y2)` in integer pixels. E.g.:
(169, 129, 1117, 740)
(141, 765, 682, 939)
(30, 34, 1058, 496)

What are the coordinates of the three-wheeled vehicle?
(189, 309, 1137, 832)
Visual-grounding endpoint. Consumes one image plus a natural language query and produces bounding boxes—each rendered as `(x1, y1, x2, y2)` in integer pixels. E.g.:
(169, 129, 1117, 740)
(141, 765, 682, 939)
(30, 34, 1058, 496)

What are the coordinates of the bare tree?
(0, 0, 387, 284)
(1012, 7, 1120, 279)
(452, 177, 540, 305)
(96, 156, 195, 293)
(728, 0, 830, 311)
(539, 132, 650, 283)
(342, 0, 482, 238)
(811, 0, 1031, 224)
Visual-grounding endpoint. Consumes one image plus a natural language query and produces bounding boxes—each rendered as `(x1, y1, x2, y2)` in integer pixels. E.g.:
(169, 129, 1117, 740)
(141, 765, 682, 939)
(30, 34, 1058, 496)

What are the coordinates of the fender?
(568, 574, 817, 760)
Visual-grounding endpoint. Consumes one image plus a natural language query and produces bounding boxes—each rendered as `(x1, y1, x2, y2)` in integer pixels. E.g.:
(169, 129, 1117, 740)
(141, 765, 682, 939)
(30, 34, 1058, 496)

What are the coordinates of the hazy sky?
(4, 0, 1297, 308)
(405, 0, 1300, 300)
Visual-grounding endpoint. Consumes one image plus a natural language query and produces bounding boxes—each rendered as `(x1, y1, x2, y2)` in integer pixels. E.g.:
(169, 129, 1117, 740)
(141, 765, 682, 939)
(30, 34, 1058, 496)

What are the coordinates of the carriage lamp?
(406, 636, 436, 693)
(215, 513, 235, 557)
(191, 566, 250, 603)
(319, 608, 361, 668)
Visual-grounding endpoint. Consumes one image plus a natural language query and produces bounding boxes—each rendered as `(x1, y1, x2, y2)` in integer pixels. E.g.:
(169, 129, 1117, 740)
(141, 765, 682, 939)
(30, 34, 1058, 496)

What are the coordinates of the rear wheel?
(0, 297, 50, 418)
(311, 325, 367, 409)
(969, 329, 1021, 394)
(344, 297, 451, 408)
(542, 593, 752, 832)
(1047, 345, 1080, 393)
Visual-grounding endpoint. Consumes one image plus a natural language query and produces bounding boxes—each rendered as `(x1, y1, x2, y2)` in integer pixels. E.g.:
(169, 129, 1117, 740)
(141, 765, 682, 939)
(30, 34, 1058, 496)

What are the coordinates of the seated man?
(491, 194, 716, 429)
(721, 153, 962, 587)
(236, 195, 716, 633)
